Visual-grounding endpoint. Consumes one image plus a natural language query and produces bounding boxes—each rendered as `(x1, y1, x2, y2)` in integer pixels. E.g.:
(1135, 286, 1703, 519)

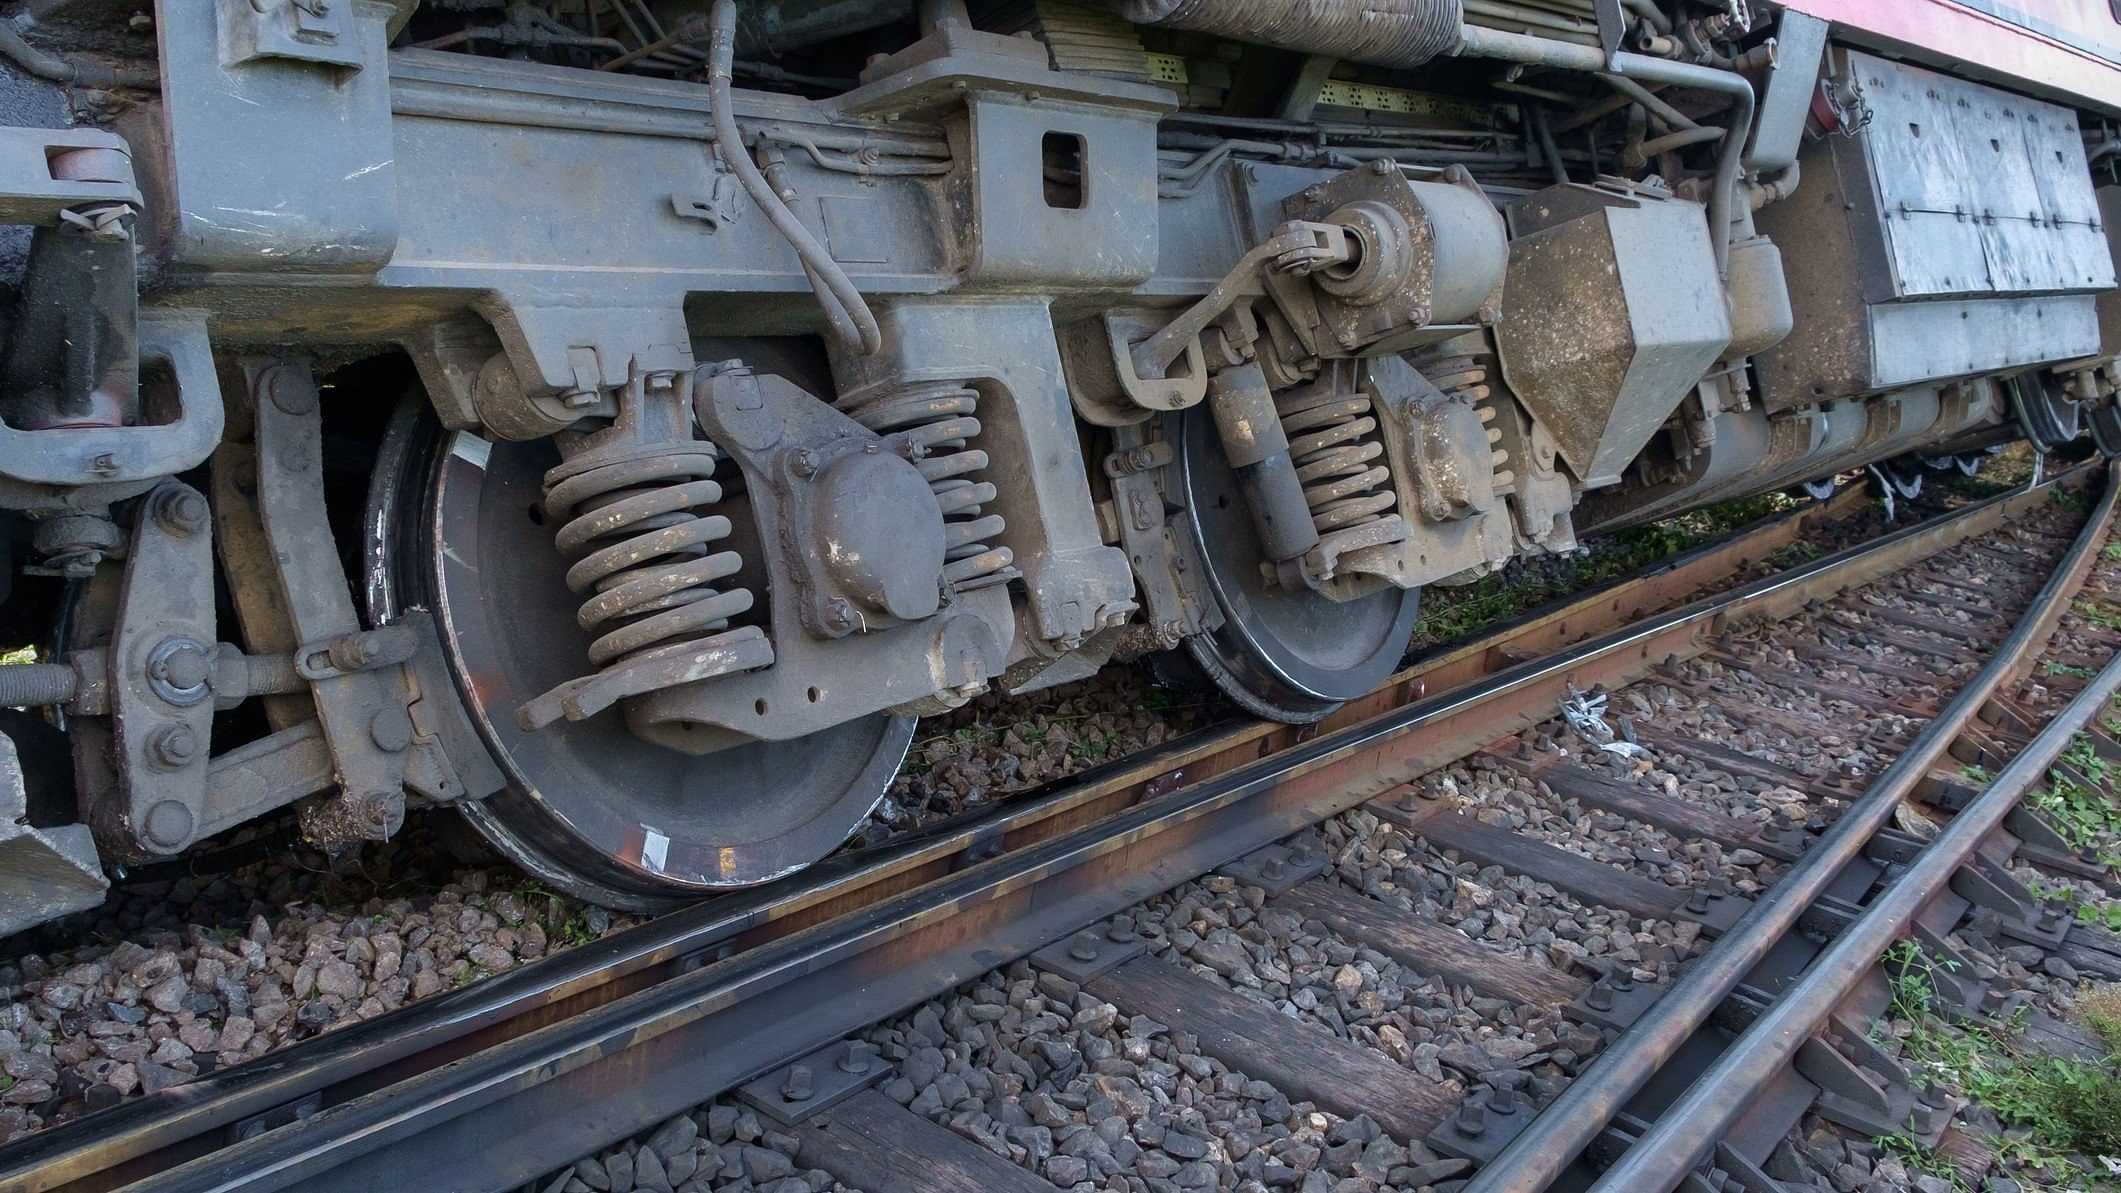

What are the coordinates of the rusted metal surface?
(1593, 473, 2121, 1192)
(0, 471, 2073, 1193)
(1459, 462, 2120, 1193)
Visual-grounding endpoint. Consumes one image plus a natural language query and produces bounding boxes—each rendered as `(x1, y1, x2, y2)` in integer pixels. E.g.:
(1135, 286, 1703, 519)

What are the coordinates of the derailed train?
(0, 0, 2114, 929)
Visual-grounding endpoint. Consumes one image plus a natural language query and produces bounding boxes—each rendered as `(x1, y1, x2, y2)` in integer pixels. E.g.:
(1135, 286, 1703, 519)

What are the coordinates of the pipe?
(1453, 24, 1754, 275)
(1121, 0, 1466, 69)
(1637, 125, 1722, 156)
(704, 0, 880, 356)
(1599, 520, 2121, 1190)
(1600, 73, 1697, 130)
(1458, 464, 2120, 1193)
(0, 18, 153, 89)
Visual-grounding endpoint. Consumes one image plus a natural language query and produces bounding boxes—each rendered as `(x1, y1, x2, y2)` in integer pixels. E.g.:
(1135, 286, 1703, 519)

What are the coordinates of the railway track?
(6, 464, 2116, 1193)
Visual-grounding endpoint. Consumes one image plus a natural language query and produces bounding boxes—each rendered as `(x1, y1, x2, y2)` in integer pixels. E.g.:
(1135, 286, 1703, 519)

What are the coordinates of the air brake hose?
(704, 0, 882, 356)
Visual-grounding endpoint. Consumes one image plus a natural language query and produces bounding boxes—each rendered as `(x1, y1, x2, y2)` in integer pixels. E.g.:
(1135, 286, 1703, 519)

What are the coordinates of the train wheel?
(366, 395, 910, 910)
(1166, 409, 1418, 724)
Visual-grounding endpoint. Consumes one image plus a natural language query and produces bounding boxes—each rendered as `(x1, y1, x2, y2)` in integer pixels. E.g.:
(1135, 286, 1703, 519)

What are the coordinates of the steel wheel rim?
(365, 395, 911, 909)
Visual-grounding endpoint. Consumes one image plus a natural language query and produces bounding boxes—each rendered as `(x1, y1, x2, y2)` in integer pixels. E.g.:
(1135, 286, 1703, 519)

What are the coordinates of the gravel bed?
(1439, 755, 1782, 896)
(0, 817, 637, 1140)
(532, 1103, 851, 1193)
(862, 965, 1464, 1192)
(1138, 865, 1592, 1101)
(1330, 807, 1707, 984)
(871, 666, 1227, 836)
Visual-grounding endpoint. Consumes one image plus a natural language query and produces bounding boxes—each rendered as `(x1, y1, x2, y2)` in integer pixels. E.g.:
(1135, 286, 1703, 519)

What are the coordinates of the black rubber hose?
(705, 0, 881, 356)
(0, 19, 156, 90)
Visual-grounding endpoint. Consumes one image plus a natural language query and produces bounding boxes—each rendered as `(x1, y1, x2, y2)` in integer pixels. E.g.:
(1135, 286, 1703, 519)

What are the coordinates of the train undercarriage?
(0, 0, 2116, 929)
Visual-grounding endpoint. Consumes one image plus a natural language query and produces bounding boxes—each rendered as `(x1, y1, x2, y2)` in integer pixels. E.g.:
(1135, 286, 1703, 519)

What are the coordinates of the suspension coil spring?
(544, 441, 754, 674)
(1275, 380, 1398, 535)
(838, 380, 1016, 591)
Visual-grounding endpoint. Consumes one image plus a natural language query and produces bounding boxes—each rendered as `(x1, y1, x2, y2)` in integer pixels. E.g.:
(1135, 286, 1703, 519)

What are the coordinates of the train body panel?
(1789, 0, 2121, 112)
(0, 0, 2116, 929)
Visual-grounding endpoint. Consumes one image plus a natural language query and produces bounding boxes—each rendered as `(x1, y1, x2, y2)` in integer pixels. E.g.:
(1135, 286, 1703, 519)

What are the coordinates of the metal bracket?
(0, 128, 140, 226)
(1796, 1028, 1951, 1145)
(247, 359, 411, 845)
(220, 0, 364, 69)
(2006, 803, 2109, 877)
(737, 1039, 893, 1126)
(1906, 921, 1985, 1020)
(1956, 853, 2072, 947)
(1592, 0, 1627, 68)
(0, 731, 108, 935)
(1219, 833, 1328, 895)
(99, 482, 219, 859)
(1425, 1084, 1538, 1165)
(1029, 917, 1151, 984)
(1674, 881, 1751, 936)
(671, 174, 743, 230)
(1564, 967, 1664, 1033)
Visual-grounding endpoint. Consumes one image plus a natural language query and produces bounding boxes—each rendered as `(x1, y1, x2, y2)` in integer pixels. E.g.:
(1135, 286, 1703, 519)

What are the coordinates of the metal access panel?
(1495, 183, 1732, 489)
(1854, 50, 2113, 301)
(1755, 50, 2112, 408)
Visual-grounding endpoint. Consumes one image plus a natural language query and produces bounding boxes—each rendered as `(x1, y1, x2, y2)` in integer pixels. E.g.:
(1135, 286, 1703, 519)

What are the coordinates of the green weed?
(1880, 942, 2121, 1178)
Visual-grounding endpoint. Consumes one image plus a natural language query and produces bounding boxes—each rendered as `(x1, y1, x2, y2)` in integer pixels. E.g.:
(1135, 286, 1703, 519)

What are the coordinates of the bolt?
(1105, 919, 1137, 944)
(791, 449, 821, 478)
(838, 1041, 873, 1074)
(326, 632, 383, 673)
(266, 368, 318, 416)
(370, 705, 414, 752)
(1453, 1099, 1487, 1138)
(147, 723, 199, 770)
(150, 642, 213, 693)
(1259, 854, 1288, 882)
(1585, 977, 1615, 1011)
(1371, 159, 1393, 176)
(142, 799, 194, 849)
(1684, 889, 1712, 914)
(363, 790, 404, 837)
(1068, 932, 1101, 963)
(781, 1064, 815, 1102)
(824, 599, 856, 633)
(561, 389, 600, 410)
(153, 488, 209, 537)
(1335, 329, 1358, 349)
(1395, 789, 1422, 812)
(1288, 840, 1320, 867)
(1488, 1086, 1520, 1114)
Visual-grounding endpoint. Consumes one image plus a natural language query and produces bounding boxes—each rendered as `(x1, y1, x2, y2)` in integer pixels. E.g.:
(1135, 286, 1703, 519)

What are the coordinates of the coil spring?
(1274, 382, 1398, 535)
(838, 381, 1015, 591)
(543, 442, 754, 674)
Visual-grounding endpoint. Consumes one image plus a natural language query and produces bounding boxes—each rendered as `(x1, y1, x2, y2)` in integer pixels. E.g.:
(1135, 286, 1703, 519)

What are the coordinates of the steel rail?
(68, 473, 2074, 1193)
(1459, 461, 2121, 1193)
(1596, 481, 2121, 1191)
(0, 470, 2071, 1193)
(0, 477, 1893, 1192)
